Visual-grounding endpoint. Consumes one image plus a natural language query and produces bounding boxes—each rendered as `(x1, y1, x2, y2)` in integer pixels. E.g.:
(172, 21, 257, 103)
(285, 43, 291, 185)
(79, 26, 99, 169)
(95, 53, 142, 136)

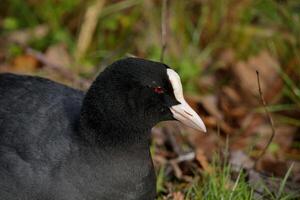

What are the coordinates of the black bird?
(0, 58, 206, 200)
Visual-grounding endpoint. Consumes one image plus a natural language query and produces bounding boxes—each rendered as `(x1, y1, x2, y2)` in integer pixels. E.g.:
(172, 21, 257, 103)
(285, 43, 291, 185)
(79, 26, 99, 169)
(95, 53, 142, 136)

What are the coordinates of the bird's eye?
(153, 86, 164, 94)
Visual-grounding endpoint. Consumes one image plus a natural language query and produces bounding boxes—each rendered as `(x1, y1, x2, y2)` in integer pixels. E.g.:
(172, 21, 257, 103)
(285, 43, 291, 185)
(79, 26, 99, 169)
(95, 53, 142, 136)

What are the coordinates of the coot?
(0, 58, 206, 200)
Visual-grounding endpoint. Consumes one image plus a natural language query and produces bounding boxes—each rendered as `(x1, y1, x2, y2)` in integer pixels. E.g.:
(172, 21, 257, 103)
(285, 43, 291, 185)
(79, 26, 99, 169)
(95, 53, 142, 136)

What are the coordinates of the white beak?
(167, 69, 206, 132)
(170, 100, 206, 132)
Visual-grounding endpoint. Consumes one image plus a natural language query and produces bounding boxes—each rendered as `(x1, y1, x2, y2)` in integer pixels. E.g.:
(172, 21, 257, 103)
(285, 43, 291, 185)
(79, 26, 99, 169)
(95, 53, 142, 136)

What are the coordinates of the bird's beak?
(170, 100, 206, 132)
(167, 68, 206, 133)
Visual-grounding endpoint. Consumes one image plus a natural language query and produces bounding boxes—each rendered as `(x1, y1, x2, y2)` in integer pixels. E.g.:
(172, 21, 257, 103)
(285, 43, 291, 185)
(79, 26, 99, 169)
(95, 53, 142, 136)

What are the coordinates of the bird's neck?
(80, 118, 151, 149)
(79, 102, 152, 149)
(79, 73, 154, 149)
(75, 118, 156, 199)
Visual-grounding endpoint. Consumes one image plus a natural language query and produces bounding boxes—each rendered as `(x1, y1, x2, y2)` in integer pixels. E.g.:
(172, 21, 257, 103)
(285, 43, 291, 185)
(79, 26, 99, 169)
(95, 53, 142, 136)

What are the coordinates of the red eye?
(154, 86, 164, 94)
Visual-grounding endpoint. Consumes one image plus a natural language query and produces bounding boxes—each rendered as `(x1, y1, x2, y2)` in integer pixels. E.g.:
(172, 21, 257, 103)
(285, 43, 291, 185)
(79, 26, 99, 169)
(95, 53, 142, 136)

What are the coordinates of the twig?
(254, 70, 276, 166)
(160, 0, 168, 62)
(25, 47, 91, 89)
(75, 0, 106, 61)
(164, 126, 183, 155)
(170, 160, 182, 178)
(174, 152, 195, 163)
(160, 0, 184, 161)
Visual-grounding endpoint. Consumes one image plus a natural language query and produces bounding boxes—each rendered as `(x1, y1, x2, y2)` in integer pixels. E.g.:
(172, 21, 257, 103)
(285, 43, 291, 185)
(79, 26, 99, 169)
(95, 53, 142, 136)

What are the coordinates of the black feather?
(0, 58, 178, 200)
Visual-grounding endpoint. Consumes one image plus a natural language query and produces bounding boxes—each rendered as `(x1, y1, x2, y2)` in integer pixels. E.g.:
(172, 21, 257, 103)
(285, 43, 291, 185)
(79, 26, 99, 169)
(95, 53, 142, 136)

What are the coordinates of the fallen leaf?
(232, 51, 281, 105)
(170, 160, 182, 179)
(187, 132, 220, 159)
(197, 74, 216, 91)
(201, 95, 223, 120)
(11, 54, 39, 73)
(172, 191, 184, 200)
(256, 155, 288, 177)
(230, 150, 254, 170)
(44, 43, 72, 68)
(196, 148, 213, 173)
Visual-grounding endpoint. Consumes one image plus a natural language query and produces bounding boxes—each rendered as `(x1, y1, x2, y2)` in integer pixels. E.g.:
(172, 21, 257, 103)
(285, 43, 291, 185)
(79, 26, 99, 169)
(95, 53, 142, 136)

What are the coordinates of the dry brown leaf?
(151, 127, 167, 146)
(220, 86, 248, 118)
(185, 95, 200, 112)
(45, 44, 72, 68)
(220, 121, 235, 134)
(230, 107, 248, 118)
(254, 125, 296, 153)
(197, 74, 216, 91)
(172, 191, 184, 200)
(232, 51, 281, 104)
(187, 130, 221, 159)
(196, 148, 213, 173)
(222, 86, 242, 103)
(218, 48, 235, 67)
(11, 55, 39, 73)
(289, 161, 300, 182)
(41, 44, 75, 85)
(170, 160, 182, 179)
(230, 150, 254, 170)
(201, 95, 223, 120)
(256, 157, 288, 177)
(203, 116, 217, 127)
(0, 64, 12, 73)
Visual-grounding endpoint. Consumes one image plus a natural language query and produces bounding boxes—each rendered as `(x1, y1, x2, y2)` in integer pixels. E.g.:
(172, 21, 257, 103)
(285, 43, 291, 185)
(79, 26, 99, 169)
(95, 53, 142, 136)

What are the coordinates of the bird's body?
(0, 58, 205, 200)
(0, 73, 155, 200)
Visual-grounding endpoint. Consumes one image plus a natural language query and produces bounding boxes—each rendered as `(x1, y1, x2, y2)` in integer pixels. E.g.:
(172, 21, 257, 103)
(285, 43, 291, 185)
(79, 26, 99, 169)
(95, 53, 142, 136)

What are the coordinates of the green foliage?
(3, 17, 19, 31)
(7, 43, 23, 58)
(2, 0, 80, 51)
(2, 0, 299, 89)
(156, 165, 166, 194)
(156, 159, 298, 200)
(7, 0, 80, 29)
(184, 166, 253, 200)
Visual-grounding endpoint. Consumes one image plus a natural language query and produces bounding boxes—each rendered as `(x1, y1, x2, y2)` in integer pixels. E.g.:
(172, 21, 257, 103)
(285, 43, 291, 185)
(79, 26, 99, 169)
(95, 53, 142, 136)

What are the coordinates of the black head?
(80, 58, 206, 144)
(111, 58, 181, 122)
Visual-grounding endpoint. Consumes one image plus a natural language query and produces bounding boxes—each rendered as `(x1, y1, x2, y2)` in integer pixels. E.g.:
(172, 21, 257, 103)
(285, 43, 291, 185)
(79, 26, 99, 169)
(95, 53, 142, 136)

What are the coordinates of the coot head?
(81, 57, 206, 135)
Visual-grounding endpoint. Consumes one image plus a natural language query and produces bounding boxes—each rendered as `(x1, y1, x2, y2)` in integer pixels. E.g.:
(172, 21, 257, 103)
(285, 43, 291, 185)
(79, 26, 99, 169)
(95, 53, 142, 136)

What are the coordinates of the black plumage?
(0, 58, 205, 200)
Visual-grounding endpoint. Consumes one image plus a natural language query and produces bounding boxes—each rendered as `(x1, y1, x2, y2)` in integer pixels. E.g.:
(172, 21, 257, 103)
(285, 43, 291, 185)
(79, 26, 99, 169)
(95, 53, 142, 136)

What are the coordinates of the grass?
(155, 135, 299, 200)
(187, 165, 253, 200)
(156, 158, 299, 200)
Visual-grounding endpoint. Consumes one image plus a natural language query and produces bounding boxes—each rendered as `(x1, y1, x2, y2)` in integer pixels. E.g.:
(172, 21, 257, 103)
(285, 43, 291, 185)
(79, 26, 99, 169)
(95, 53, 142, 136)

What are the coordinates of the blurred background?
(0, 0, 300, 199)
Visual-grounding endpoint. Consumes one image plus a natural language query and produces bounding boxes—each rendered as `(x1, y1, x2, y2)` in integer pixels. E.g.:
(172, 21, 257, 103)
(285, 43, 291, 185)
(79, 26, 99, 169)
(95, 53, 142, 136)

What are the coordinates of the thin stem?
(160, 0, 168, 62)
(255, 70, 276, 166)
